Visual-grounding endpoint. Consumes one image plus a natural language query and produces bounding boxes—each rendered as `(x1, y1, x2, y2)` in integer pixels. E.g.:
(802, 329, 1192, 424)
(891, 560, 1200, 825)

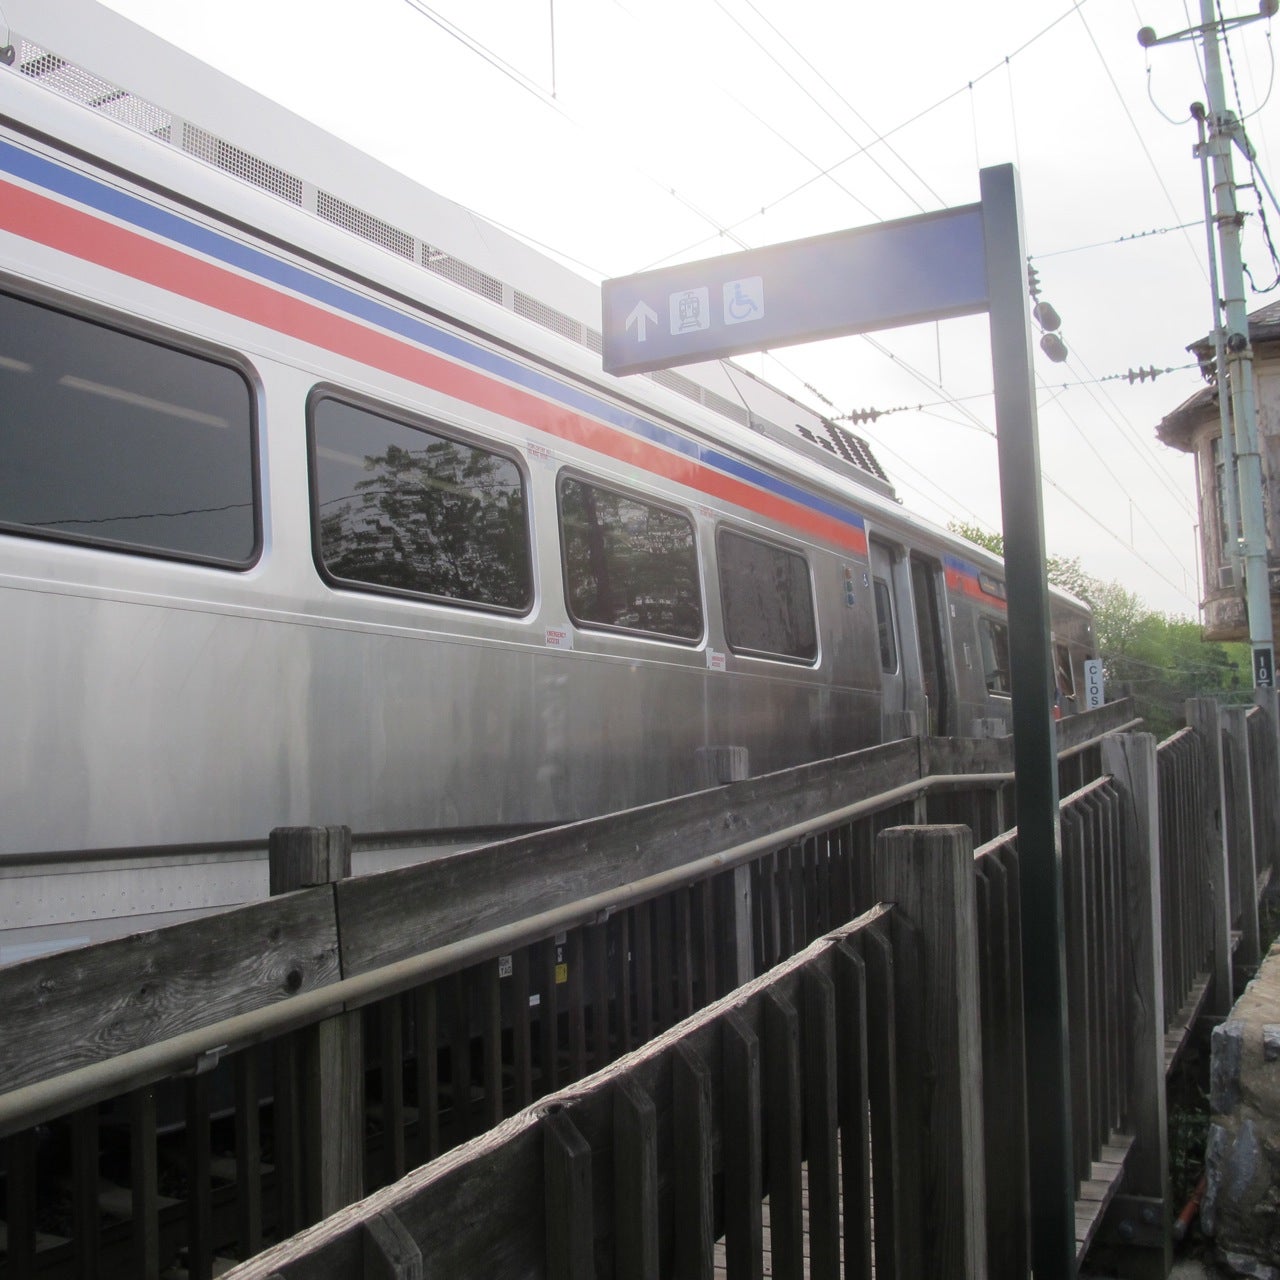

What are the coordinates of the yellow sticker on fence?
(555, 963, 568, 984)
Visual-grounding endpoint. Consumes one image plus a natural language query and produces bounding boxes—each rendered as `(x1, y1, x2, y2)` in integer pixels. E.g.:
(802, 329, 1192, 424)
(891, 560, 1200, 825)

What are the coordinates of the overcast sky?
(94, 0, 1280, 616)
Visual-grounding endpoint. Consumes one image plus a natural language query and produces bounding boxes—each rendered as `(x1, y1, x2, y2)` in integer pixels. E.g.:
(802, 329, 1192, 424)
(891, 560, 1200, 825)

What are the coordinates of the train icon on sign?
(723, 276, 764, 325)
(670, 288, 710, 334)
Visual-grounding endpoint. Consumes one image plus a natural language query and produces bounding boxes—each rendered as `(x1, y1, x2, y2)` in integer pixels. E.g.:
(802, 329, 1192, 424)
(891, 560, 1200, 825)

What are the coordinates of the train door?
(870, 540, 907, 730)
(909, 553, 952, 736)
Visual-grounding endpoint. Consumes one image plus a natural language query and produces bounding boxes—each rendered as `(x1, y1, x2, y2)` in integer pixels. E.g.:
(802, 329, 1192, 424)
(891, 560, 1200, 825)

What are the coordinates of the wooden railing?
(4, 695, 1276, 1279)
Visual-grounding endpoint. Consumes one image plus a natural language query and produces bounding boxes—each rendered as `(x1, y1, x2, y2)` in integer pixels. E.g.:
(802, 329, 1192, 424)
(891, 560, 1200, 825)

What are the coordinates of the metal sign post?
(602, 163, 1074, 1278)
(980, 164, 1074, 1276)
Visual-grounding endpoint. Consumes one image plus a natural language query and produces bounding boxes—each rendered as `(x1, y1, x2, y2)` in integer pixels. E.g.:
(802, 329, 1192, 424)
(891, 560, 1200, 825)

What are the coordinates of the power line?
(639, 0, 1096, 271)
(1032, 220, 1201, 258)
(1075, 3, 1210, 282)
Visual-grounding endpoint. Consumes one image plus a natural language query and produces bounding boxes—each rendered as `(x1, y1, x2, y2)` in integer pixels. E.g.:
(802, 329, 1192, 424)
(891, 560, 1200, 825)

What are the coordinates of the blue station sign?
(601, 204, 989, 376)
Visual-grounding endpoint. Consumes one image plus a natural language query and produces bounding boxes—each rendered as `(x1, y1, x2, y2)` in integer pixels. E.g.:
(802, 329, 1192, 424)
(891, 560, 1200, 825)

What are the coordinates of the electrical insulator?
(846, 407, 883, 425)
(1027, 262, 1041, 298)
(1032, 301, 1062, 332)
(1040, 332, 1069, 363)
(1125, 365, 1161, 383)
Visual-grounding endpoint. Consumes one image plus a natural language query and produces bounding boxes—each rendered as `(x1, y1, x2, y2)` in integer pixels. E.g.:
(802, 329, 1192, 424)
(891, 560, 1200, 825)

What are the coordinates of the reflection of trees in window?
(718, 529, 817, 662)
(559, 477, 702, 640)
(314, 398, 531, 611)
(873, 578, 897, 673)
(979, 618, 1011, 694)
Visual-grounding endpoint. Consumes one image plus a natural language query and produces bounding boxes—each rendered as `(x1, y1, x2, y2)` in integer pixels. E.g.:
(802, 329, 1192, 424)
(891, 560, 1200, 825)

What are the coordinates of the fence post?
(698, 749, 755, 989)
(1222, 707, 1261, 974)
(1252, 686, 1280, 884)
(268, 825, 362, 1221)
(872, 825, 988, 1279)
(1100, 732, 1171, 1278)
(1184, 699, 1234, 1013)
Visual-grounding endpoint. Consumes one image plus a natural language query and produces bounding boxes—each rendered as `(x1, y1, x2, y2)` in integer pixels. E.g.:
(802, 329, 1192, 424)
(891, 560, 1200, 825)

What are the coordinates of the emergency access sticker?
(707, 649, 726, 671)
(545, 627, 574, 650)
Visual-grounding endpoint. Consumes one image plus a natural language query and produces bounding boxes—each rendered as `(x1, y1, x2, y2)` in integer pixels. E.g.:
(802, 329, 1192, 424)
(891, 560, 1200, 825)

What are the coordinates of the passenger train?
(0, 1, 1093, 961)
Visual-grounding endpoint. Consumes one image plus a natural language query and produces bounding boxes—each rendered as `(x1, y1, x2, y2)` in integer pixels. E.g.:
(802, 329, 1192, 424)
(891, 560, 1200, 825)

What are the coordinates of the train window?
(310, 395, 532, 612)
(718, 529, 817, 663)
(1054, 642, 1076, 699)
(979, 617, 1012, 695)
(558, 475, 702, 641)
(0, 290, 257, 565)
(873, 577, 898, 673)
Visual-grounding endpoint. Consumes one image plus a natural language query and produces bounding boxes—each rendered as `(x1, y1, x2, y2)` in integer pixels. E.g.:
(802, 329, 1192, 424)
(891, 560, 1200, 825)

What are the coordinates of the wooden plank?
(1102, 731, 1172, 1276)
(567, 930, 587, 1082)
(272, 1032, 305, 1237)
(336, 737, 924, 977)
(71, 1107, 100, 1280)
(672, 1043, 714, 1280)
(1223, 706, 1262, 968)
(129, 1085, 161, 1280)
(635, 902, 654, 1044)
(4, 1130, 36, 1278)
(697, 879, 717, 1011)
(0, 888, 340, 1093)
(616, 911, 634, 1056)
(302, 1010, 364, 1221)
(763, 989, 803, 1280)
(655, 899, 675, 1032)
(675, 890, 694, 1021)
(482, 962, 503, 1130)
(589, 922, 610, 1069)
(873, 826, 986, 1279)
(723, 1009, 764, 1280)
(450, 972, 473, 1142)
(268, 824, 352, 894)
(545, 1109, 594, 1280)
(233, 1050, 263, 1262)
(382, 995, 408, 1183)
(833, 942, 873, 1278)
(542, 939, 562, 1096)
(862, 923, 905, 1280)
(613, 1078, 659, 1280)
(363, 1209, 424, 1280)
(185, 1073, 213, 1280)
(414, 983, 441, 1162)
(801, 968, 840, 1280)
(1185, 699, 1233, 1014)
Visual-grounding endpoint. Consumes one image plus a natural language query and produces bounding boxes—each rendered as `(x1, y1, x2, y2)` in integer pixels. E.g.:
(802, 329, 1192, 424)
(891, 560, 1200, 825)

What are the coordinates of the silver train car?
(0, 1, 1093, 962)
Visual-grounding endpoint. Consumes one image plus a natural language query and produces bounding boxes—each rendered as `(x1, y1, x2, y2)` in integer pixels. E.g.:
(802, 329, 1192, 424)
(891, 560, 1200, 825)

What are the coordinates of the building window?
(718, 528, 817, 662)
(0, 290, 257, 565)
(558, 475, 702, 640)
(979, 617, 1012, 694)
(311, 394, 532, 612)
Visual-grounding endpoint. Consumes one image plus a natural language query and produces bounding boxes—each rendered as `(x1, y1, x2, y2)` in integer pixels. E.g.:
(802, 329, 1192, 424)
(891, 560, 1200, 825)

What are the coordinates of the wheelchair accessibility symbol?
(723, 276, 764, 326)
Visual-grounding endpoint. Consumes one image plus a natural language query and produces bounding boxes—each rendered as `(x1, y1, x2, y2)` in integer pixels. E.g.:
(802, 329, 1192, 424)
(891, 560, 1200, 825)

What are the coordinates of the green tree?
(945, 521, 1248, 736)
(946, 522, 1089, 599)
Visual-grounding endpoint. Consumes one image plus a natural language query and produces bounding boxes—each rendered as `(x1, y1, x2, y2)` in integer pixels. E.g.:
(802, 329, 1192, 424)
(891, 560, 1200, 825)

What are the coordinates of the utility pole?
(1140, 0, 1278, 689)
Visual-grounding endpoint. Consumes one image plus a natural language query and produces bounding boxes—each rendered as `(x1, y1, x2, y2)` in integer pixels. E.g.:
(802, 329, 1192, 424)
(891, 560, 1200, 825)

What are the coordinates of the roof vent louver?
(183, 124, 303, 205)
(318, 189, 414, 260)
(421, 245, 504, 305)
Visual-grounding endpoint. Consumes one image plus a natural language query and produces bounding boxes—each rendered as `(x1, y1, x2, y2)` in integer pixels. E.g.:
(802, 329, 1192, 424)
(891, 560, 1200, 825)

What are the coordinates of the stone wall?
(1204, 940, 1280, 1277)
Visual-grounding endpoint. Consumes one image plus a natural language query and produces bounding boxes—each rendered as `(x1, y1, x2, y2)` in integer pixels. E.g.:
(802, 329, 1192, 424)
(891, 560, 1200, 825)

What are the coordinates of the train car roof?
(0, 1, 1089, 617)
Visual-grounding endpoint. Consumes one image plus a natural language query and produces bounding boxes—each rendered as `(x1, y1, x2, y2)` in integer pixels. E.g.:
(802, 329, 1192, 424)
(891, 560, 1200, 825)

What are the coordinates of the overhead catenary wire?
(393, 0, 1198, 603)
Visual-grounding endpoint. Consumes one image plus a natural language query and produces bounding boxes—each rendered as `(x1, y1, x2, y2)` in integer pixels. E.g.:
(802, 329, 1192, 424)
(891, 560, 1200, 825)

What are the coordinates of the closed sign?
(1084, 659, 1105, 710)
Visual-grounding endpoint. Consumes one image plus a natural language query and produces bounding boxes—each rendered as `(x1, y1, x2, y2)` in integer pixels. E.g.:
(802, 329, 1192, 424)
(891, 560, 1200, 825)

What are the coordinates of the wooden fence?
(0, 696, 1276, 1278)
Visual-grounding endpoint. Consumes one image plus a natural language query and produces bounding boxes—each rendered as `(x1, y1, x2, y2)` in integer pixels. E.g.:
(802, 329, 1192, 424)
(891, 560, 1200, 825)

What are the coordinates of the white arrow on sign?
(625, 300, 659, 342)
